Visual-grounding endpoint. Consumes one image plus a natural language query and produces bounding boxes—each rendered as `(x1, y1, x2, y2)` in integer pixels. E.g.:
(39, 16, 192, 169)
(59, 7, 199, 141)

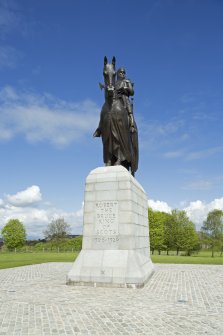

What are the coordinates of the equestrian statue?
(93, 56, 139, 176)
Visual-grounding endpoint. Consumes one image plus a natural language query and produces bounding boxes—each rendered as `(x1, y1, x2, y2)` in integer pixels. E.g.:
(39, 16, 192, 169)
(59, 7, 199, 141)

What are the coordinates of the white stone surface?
(1, 263, 223, 334)
(67, 166, 154, 288)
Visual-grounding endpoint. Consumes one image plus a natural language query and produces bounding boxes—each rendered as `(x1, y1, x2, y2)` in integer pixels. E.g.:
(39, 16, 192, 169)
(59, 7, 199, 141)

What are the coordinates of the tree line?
(0, 218, 82, 251)
(1, 209, 223, 257)
(149, 208, 223, 257)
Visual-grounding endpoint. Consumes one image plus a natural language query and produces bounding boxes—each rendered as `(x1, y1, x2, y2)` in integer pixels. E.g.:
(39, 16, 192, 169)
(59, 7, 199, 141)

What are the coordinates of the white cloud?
(148, 197, 223, 231)
(0, 185, 83, 239)
(163, 146, 223, 162)
(148, 199, 172, 213)
(0, 0, 20, 35)
(0, 46, 22, 69)
(139, 119, 186, 150)
(6, 185, 42, 206)
(177, 168, 197, 175)
(185, 146, 223, 160)
(156, 120, 185, 135)
(163, 150, 184, 158)
(183, 198, 223, 230)
(0, 86, 100, 146)
(0, 126, 13, 140)
(182, 179, 212, 191)
(76, 202, 84, 217)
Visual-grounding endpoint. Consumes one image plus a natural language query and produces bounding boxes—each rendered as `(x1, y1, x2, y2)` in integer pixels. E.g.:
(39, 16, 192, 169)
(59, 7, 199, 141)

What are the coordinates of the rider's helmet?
(117, 67, 126, 79)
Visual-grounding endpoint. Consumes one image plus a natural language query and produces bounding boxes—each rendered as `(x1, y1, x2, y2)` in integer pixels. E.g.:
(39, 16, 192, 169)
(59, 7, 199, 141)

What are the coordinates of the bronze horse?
(94, 56, 138, 176)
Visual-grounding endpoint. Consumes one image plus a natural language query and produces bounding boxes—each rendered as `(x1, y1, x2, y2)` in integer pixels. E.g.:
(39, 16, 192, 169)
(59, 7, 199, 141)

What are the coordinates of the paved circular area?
(0, 262, 222, 335)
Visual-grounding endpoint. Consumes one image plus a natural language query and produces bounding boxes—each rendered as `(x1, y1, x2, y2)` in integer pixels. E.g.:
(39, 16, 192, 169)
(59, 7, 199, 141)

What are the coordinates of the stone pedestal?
(67, 166, 154, 288)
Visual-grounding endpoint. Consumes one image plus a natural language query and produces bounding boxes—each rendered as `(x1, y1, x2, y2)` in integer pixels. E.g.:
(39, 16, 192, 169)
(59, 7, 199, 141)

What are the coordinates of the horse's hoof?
(114, 159, 121, 166)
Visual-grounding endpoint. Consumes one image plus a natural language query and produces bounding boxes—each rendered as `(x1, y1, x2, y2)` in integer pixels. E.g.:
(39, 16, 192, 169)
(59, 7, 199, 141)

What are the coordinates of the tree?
(180, 220, 200, 256)
(201, 209, 223, 257)
(169, 210, 199, 255)
(1, 219, 26, 250)
(43, 218, 71, 243)
(163, 212, 175, 255)
(162, 209, 199, 256)
(149, 208, 170, 254)
(170, 209, 184, 255)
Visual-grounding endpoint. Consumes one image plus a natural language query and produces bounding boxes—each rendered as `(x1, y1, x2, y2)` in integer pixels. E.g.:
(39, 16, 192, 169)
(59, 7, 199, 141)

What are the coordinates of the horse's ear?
(104, 56, 108, 66)
(112, 56, 116, 67)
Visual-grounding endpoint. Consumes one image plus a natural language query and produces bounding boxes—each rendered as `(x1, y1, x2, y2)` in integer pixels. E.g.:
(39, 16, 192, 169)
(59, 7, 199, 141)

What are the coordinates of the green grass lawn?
(0, 252, 78, 269)
(151, 253, 223, 265)
(0, 250, 222, 269)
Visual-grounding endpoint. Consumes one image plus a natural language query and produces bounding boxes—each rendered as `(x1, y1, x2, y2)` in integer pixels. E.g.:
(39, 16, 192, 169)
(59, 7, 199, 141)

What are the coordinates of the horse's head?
(103, 56, 116, 97)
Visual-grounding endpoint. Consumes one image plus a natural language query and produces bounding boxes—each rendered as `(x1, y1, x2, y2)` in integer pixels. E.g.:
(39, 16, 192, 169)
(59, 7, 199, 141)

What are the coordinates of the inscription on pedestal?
(94, 201, 119, 247)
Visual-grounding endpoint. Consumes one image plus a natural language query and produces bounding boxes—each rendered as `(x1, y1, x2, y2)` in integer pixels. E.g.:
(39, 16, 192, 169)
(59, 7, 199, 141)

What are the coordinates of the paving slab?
(0, 262, 222, 334)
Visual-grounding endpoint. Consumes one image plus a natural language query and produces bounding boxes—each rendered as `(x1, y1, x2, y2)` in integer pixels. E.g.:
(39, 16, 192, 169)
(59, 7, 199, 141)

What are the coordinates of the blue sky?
(0, 0, 223, 238)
